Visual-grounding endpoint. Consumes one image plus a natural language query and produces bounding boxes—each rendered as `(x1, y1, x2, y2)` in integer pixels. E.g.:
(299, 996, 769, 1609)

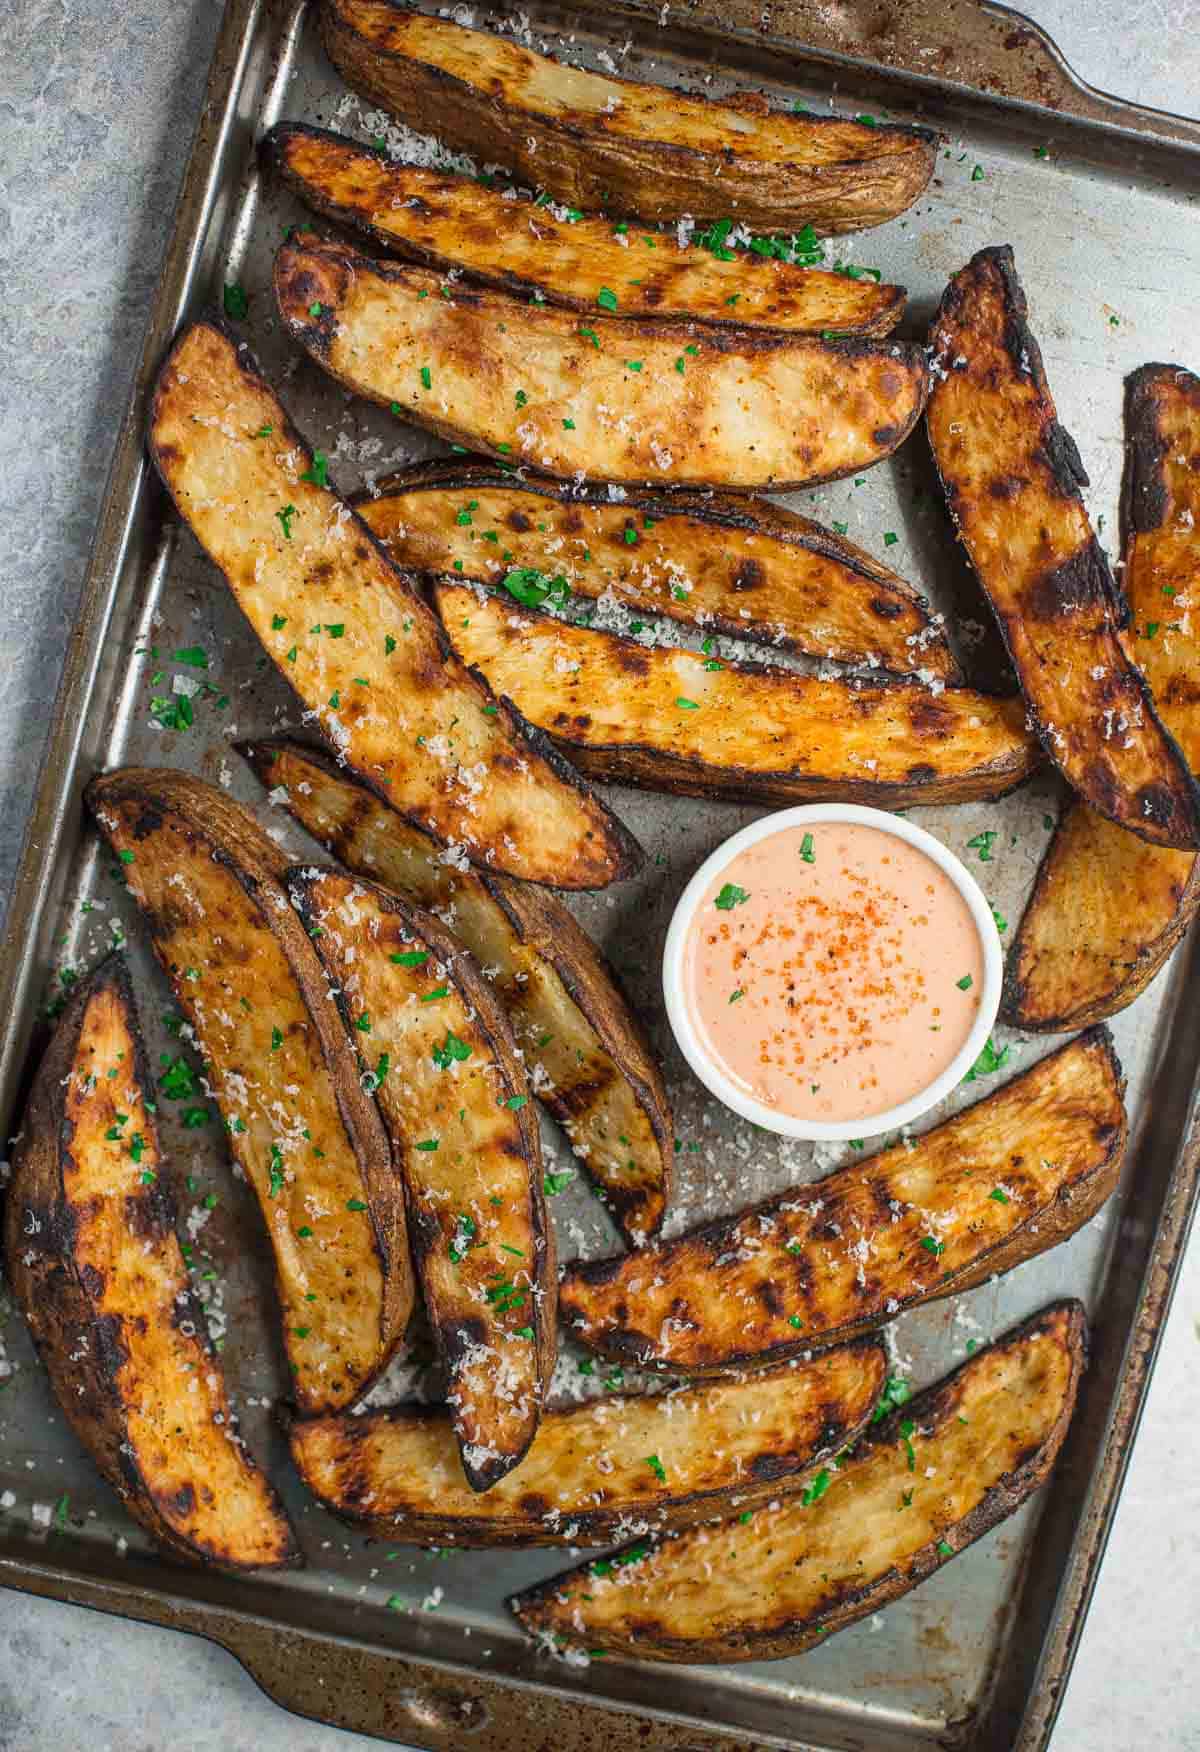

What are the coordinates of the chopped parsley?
(920, 1235, 945, 1257)
(596, 287, 618, 312)
(432, 1030, 472, 1069)
(390, 949, 428, 967)
(501, 566, 569, 609)
(645, 1455, 667, 1483)
(899, 1417, 917, 1471)
(966, 829, 998, 862)
(222, 282, 248, 320)
(449, 1213, 477, 1264)
(956, 973, 973, 991)
(544, 1170, 574, 1196)
(989, 1186, 1010, 1204)
(800, 832, 816, 863)
(275, 504, 297, 541)
(714, 883, 749, 911)
(965, 1037, 1010, 1081)
(871, 1376, 912, 1424)
(300, 450, 329, 489)
(801, 1469, 831, 1506)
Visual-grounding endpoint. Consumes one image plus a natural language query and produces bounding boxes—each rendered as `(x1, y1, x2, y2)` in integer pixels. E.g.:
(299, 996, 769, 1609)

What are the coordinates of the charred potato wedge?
(1005, 803, 1200, 1030)
(275, 235, 929, 492)
(1008, 365, 1200, 1029)
(87, 769, 411, 1414)
(433, 584, 1038, 808)
(288, 1338, 885, 1545)
(5, 957, 299, 1569)
(263, 124, 907, 338)
(357, 461, 957, 680)
(291, 868, 554, 1490)
(321, 0, 936, 235)
(241, 740, 671, 1247)
(511, 1302, 1085, 1661)
(148, 320, 640, 890)
(560, 1031, 1124, 1372)
(928, 247, 1200, 850)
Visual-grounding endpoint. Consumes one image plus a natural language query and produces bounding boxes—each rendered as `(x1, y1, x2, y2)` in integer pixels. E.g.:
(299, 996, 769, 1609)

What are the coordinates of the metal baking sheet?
(2, 1, 1199, 1748)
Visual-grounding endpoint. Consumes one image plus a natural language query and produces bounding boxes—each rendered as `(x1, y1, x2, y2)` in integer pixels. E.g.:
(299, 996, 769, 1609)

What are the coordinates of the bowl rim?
(661, 803, 1004, 1142)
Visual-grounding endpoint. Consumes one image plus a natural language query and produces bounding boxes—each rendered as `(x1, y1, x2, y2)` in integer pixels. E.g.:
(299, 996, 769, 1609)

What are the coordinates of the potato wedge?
(321, 0, 936, 235)
(927, 247, 1200, 850)
(1005, 803, 1200, 1030)
(559, 1030, 1123, 1373)
(288, 1338, 885, 1545)
(148, 320, 640, 890)
(275, 235, 928, 491)
(511, 1301, 1085, 1661)
(356, 461, 957, 680)
(263, 125, 907, 338)
(86, 769, 411, 1414)
(5, 957, 299, 1569)
(433, 584, 1038, 808)
(1007, 365, 1200, 1029)
(289, 867, 554, 1489)
(240, 739, 672, 1246)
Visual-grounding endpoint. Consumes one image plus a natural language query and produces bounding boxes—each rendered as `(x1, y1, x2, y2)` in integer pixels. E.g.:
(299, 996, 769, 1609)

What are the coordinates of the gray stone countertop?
(1, 2, 1198, 1747)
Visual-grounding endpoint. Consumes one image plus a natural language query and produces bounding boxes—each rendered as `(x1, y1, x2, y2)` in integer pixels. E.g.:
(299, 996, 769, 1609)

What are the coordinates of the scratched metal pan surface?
(1, 0, 1199, 1747)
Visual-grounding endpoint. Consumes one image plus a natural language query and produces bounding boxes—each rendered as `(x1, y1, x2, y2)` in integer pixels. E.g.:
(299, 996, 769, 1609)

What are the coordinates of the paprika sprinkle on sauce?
(682, 821, 983, 1124)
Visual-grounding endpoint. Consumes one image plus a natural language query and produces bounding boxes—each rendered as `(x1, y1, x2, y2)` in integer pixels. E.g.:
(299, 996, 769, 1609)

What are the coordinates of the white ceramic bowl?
(661, 803, 1004, 1143)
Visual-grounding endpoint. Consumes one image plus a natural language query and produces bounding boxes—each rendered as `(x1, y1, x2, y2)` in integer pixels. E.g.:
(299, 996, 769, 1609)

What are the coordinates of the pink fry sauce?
(683, 822, 983, 1124)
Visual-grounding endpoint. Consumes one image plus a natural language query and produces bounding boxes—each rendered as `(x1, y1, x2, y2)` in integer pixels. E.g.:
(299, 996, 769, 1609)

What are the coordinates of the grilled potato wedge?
(86, 769, 411, 1414)
(275, 235, 928, 492)
(1005, 804, 1200, 1031)
(433, 584, 1038, 808)
(357, 461, 957, 680)
(288, 1338, 885, 1545)
(511, 1302, 1085, 1661)
(321, 0, 936, 235)
(1007, 365, 1200, 1029)
(5, 957, 299, 1569)
(148, 320, 640, 890)
(928, 247, 1200, 850)
(240, 739, 672, 1246)
(290, 867, 554, 1489)
(559, 1030, 1123, 1373)
(263, 125, 907, 338)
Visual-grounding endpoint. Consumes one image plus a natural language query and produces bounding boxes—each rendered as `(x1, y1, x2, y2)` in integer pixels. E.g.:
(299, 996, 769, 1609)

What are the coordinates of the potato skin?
(559, 1031, 1124, 1373)
(262, 123, 907, 337)
(147, 318, 641, 890)
(357, 459, 958, 681)
(275, 235, 929, 492)
(239, 737, 673, 1246)
(1006, 364, 1200, 1029)
(434, 583, 1039, 809)
(87, 768, 412, 1414)
(291, 867, 555, 1491)
(511, 1302, 1086, 1662)
(5, 957, 299, 1570)
(927, 248, 1200, 850)
(287, 1338, 886, 1545)
(1004, 801, 1200, 1030)
(320, 0, 936, 235)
